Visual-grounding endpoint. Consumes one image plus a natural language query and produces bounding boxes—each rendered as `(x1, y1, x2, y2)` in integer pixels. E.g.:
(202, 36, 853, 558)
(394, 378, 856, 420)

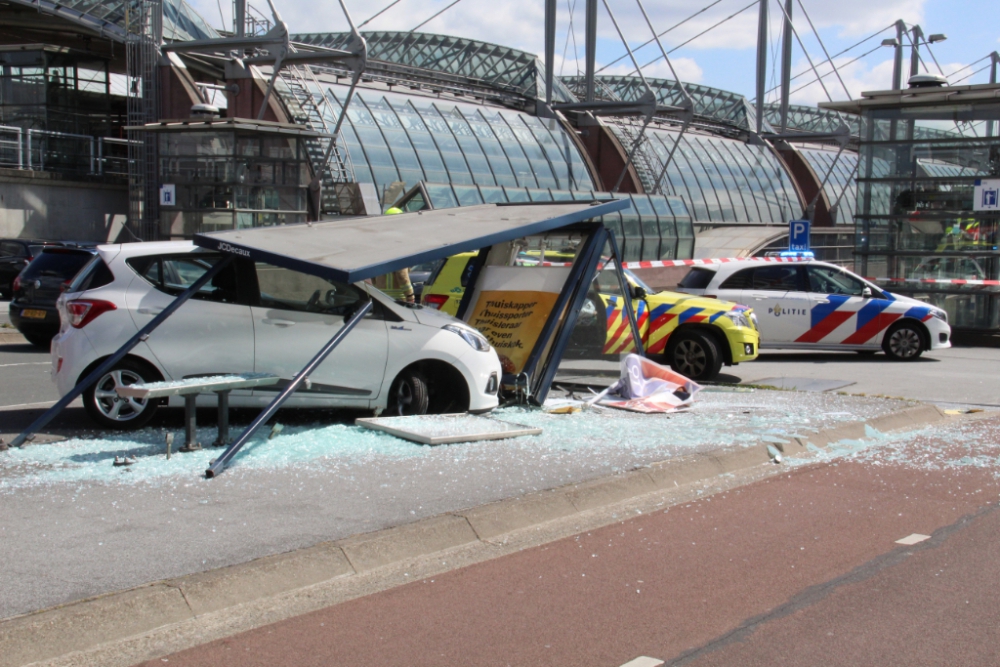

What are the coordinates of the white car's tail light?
(66, 299, 116, 329)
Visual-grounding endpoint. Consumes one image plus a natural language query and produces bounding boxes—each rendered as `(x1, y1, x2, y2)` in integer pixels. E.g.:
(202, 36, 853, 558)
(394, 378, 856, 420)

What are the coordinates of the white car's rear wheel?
(883, 322, 924, 361)
(83, 359, 160, 429)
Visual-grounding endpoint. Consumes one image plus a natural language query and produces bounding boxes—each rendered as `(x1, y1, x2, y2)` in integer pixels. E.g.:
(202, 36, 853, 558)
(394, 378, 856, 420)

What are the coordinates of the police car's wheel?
(82, 358, 161, 430)
(667, 330, 722, 381)
(883, 322, 924, 361)
(389, 370, 430, 416)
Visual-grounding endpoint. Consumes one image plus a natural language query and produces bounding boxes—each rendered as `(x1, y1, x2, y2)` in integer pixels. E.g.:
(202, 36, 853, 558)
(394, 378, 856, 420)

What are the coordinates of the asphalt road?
(137, 413, 1000, 667)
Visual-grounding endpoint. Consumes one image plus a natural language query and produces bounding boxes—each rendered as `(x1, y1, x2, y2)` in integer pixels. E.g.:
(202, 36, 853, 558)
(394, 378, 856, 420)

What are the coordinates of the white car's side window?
(128, 254, 240, 304)
(254, 263, 363, 316)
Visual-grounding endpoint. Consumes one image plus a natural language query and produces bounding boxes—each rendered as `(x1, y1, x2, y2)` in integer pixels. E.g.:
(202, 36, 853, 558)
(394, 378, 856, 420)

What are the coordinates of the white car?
(676, 259, 951, 360)
(51, 242, 501, 429)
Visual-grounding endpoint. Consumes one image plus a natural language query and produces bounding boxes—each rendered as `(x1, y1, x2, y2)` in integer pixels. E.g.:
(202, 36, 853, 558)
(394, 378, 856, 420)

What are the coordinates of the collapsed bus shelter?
(11, 199, 637, 476)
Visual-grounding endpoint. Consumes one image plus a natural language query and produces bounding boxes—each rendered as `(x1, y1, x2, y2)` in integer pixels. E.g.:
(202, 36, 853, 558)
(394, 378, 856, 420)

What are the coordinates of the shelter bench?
(116, 374, 280, 451)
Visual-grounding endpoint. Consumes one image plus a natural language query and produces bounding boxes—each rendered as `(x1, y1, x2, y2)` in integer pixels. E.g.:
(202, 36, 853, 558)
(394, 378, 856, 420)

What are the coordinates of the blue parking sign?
(789, 219, 810, 251)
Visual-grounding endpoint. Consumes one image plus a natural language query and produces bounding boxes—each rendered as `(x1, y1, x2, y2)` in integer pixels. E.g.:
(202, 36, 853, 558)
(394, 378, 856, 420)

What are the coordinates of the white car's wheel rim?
(394, 380, 414, 415)
(889, 328, 921, 358)
(674, 340, 706, 376)
(93, 370, 148, 422)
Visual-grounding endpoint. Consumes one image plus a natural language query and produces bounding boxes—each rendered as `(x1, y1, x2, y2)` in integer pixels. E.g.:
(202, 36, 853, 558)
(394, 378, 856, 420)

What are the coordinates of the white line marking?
(896, 533, 931, 545)
(0, 362, 50, 368)
(619, 658, 665, 667)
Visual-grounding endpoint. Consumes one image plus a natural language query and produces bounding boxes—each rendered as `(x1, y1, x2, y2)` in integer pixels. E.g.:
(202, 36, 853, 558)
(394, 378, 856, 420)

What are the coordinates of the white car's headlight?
(443, 324, 491, 352)
(727, 311, 751, 329)
(931, 308, 948, 323)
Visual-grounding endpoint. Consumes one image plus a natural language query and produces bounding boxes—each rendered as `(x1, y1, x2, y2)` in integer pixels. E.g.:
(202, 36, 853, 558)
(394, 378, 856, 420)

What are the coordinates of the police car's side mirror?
(632, 285, 647, 300)
(861, 287, 872, 298)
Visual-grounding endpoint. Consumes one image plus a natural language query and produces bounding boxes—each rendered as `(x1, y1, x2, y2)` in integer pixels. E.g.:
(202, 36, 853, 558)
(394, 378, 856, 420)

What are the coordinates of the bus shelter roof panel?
(193, 200, 628, 283)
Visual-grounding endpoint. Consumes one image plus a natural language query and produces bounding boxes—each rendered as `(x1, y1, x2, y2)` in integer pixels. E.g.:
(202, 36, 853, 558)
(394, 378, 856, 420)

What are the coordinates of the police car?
(675, 258, 951, 360)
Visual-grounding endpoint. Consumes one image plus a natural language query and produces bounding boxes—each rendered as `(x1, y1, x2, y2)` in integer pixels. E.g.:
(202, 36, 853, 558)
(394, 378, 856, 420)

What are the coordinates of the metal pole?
(205, 299, 372, 478)
(9, 257, 234, 448)
(16, 127, 22, 169)
(531, 226, 609, 404)
(892, 20, 905, 89)
(26, 129, 31, 170)
(89, 137, 95, 174)
(235, 0, 246, 37)
(98, 137, 103, 175)
(584, 0, 598, 103)
(607, 230, 643, 356)
(989, 52, 999, 138)
(544, 0, 556, 106)
(755, 0, 768, 135)
(779, 0, 793, 133)
(909, 25, 922, 78)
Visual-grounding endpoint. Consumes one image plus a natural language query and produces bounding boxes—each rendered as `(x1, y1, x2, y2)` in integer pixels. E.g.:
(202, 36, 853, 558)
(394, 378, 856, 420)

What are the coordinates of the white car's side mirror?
(861, 287, 872, 298)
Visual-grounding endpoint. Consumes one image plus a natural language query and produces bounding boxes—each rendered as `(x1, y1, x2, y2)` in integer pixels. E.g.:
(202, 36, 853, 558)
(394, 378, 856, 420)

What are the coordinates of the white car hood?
(410, 303, 467, 328)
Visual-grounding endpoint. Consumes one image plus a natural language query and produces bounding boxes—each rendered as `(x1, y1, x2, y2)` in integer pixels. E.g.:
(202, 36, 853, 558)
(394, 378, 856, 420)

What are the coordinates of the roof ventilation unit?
(907, 74, 948, 89)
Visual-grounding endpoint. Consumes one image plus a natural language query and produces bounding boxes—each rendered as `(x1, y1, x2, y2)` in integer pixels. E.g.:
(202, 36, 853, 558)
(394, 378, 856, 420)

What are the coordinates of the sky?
(188, 0, 998, 106)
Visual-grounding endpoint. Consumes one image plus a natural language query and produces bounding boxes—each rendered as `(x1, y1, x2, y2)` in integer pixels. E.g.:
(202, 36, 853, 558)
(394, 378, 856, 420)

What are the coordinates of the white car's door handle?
(137, 307, 164, 315)
(262, 318, 296, 327)
(814, 298, 830, 304)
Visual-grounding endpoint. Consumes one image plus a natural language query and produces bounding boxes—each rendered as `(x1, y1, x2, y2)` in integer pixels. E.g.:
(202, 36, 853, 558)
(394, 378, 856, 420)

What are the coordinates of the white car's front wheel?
(82, 359, 161, 429)
(883, 322, 924, 361)
(388, 370, 430, 416)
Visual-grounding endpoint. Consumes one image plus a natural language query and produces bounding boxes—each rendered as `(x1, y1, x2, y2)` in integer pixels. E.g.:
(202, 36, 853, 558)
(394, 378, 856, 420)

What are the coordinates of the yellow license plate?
(20, 309, 46, 319)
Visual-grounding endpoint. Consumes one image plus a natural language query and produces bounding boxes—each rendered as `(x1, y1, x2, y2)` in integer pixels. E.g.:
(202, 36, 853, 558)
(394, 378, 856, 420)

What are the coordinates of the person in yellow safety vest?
(373, 206, 415, 303)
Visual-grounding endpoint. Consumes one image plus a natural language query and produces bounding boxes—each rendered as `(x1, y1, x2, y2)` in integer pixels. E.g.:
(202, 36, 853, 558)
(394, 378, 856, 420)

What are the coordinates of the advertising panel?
(465, 266, 571, 373)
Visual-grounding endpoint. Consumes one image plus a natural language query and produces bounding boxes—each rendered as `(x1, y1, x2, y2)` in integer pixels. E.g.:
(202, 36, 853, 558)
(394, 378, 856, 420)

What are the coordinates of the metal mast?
(125, 0, 163, 240)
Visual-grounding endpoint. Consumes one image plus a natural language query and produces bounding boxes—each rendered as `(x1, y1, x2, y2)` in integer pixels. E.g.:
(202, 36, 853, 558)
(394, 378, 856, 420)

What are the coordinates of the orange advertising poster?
(466, 290, 561, 373)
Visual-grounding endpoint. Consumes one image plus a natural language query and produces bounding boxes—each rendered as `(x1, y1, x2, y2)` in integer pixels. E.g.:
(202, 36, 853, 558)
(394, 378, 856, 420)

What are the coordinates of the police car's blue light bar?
(779, 250, 815, 259)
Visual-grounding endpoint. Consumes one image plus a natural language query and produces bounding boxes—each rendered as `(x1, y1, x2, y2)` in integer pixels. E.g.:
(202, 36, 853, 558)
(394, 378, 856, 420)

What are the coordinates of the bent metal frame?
(9, 200, 637, 477)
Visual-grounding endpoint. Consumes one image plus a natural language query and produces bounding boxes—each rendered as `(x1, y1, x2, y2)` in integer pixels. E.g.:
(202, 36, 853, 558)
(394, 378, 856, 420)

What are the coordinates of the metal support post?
(8, 257, 233, 448)
(989, 52, 999, 138)
(531, 226, 610, 404)
(16, 127, 22, 169)
(754, 0, 768, 135)
(584, 0, 598, 103)
(89, 137, 95, 174)
(892, 20, 905, 89)
(909, 25, 922, 78)
(206, 299, 373, 478)
(521, 225, 605, 396)
(544, 0, 556, 106)
(97, 137, 103, 175)
(213, 390, 231, 447)
(26, 129, 31, 170)
(779, 0, 793, 133)
(607, 231, 643, 356)
(235, 0, 246, 37)
(180, 394, 201, 451)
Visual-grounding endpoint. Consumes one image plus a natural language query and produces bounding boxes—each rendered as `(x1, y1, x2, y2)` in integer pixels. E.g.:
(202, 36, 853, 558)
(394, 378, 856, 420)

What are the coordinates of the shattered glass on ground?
(0, 389, 912, 490)
(0, 389, 925, 618)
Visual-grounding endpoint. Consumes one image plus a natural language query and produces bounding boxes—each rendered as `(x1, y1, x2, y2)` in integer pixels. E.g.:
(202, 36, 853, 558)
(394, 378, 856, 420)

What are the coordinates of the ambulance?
(675, 259, 951, 360)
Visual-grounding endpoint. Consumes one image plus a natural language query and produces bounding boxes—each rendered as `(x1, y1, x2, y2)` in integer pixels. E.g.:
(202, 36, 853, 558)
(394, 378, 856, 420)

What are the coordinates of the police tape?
(518, 257, 810, 268)
(869, 278, 1000, 286)
(621, 257, 808, 269)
